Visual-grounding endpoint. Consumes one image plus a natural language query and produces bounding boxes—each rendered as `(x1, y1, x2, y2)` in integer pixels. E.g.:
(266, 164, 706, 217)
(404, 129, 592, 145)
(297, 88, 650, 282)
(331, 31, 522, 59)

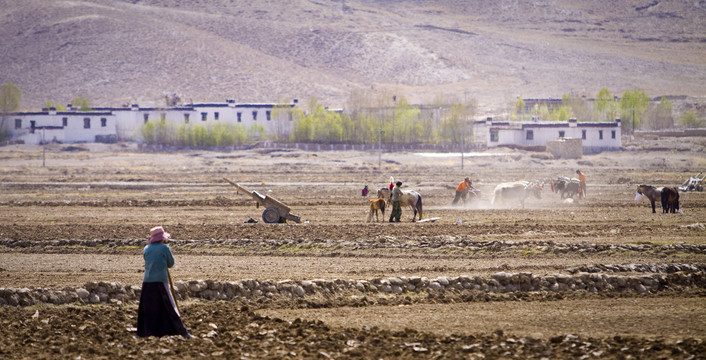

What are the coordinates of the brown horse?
(366, 198, 386, 222)
(660, 186, 680, 213)
(636, 185, 663, 213)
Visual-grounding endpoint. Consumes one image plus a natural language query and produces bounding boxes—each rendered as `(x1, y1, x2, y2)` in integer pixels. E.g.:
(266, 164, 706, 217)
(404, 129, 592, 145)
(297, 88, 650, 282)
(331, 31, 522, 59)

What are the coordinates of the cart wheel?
(262, 207, 281, 223)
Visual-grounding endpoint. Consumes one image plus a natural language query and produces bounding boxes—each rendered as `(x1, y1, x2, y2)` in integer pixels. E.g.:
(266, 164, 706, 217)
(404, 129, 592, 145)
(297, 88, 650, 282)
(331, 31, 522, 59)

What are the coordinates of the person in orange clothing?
(452, 177, 472, 205)
(576, 169, 586, 198)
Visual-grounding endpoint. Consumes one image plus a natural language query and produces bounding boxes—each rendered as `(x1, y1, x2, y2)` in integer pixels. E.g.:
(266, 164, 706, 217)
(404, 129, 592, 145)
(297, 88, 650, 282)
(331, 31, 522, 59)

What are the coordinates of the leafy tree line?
(514, 87, 705, 132)
(140, 121, 266, 147)
(289, 94, 476, 145)
(44, 96, 91, 112)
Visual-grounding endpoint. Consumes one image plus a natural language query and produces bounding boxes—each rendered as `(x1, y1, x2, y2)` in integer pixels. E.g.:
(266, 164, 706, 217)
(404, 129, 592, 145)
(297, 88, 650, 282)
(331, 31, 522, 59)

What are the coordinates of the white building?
(97, 100, 296, 142)
(483, 118, 622, 153)
(4, 108, 116, 145)
(4, 100, 297, 145)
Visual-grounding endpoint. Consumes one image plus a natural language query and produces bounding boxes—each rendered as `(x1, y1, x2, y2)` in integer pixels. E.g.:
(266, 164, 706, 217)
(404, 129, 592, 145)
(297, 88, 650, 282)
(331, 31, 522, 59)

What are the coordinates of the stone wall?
(1, 265, 704, 306)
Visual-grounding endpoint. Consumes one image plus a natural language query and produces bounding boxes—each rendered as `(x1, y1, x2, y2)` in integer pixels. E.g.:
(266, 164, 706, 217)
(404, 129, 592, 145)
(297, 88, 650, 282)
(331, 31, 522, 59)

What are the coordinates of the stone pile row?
(1, 239, 706, 255)
(375, 239, 706, 254)
(1, 271, 704, 307)
(569, 263, 706, 274)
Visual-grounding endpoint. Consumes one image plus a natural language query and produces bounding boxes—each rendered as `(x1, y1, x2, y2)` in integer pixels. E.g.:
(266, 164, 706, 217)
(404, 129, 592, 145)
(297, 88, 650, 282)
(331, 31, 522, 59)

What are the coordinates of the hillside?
(1, 0, 705, 113)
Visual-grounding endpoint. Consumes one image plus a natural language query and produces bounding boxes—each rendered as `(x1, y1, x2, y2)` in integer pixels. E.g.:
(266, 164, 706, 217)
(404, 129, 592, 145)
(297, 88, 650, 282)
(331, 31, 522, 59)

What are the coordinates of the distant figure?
(362, 185, 369, 197)
(389, 176, 395, 191)
(389, 181, 403, 222)
(576, 170, 586, 198)
(452, 177, 472, 205)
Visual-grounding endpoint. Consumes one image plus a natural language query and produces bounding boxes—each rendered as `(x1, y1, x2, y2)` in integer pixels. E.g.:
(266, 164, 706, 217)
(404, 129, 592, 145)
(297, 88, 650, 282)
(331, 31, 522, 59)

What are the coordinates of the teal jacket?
(142, 242, 175, 283)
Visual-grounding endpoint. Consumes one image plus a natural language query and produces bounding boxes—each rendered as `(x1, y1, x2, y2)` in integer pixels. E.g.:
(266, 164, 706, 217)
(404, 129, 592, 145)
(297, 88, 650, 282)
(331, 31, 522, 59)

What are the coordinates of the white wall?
(487, 120, 621, 151)
(119, 103, 296, 142)
(8, 111, 117, 145)
(61, 113, 115, 143)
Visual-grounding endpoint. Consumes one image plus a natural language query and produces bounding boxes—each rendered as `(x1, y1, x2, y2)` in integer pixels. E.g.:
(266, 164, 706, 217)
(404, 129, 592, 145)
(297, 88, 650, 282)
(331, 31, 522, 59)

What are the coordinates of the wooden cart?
(223, 178, 302, 223)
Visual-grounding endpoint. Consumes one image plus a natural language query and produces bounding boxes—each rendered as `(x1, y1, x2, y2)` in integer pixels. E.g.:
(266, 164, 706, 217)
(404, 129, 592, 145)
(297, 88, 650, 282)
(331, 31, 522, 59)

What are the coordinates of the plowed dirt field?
(1, 139, 705, 359)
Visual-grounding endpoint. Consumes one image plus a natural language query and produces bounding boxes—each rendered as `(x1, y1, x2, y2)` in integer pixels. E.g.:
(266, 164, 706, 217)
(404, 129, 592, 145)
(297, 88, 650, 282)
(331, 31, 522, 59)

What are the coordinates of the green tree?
(44, 101, 67, 111)
(619, 88, 649, 133)
(391, 96, 422, 143)
(550, 105, 572, 121)
(290, 105, 312, 142)
(142, 120, 255, 147)
(678, 112, 705, 128)
(71, 96, 91, 111)
(0, 82, 21, 113)
(538, 103, 550, 121)
(141, 121, 157, 144)
(512, 97, 526, 121)
(290, 98, 348, 144)
(439, 103, 465, 144)
(594, 87, 617, 122)
(1, 82, 22, 141)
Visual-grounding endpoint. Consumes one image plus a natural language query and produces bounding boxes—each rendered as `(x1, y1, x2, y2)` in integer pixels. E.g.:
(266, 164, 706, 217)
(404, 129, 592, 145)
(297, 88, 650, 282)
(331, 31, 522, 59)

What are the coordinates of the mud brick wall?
(546, 138, 583, 159)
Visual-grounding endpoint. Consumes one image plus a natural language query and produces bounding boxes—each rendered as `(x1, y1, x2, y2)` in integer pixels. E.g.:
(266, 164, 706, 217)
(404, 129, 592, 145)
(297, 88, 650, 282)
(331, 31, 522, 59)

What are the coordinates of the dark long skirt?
(137, 282, 190, 338)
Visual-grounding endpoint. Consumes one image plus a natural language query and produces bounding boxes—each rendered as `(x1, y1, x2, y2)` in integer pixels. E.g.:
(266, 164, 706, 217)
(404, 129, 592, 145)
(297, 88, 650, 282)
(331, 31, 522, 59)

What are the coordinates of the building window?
(266, 110, 271, 121)
(490, 130, 499, 142)
(525, 130, 533, 140)
(101, 118, 107, 127)
(62, 117, 68, 127)
(214, 112, 219, 120)
(83, 118, 91, 129)
(599, 130, 603, 140)
(611, 130, 616, 139)
(252, 111, 258, 120)
(15, 119, 21, 129)
(237, 112, 242, 122)
(558, 130, 565, 138)
(184, 113, 190, 124)
(201, 112, 207, 121)
(582, 129, 586, 140)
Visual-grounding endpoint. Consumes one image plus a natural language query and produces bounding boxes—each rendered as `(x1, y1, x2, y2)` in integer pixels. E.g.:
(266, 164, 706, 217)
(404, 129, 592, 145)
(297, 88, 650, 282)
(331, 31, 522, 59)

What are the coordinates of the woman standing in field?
(136, 226, 190, 338)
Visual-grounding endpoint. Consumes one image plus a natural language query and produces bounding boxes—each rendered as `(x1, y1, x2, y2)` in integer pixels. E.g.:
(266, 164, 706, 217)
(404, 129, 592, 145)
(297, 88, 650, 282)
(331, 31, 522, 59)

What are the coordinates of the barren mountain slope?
(1, 0, 704, 111)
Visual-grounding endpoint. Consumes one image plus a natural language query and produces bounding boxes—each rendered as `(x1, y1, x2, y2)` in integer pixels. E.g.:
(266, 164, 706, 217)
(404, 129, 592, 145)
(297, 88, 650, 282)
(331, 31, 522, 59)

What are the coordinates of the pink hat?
(148, 226, 171, 243)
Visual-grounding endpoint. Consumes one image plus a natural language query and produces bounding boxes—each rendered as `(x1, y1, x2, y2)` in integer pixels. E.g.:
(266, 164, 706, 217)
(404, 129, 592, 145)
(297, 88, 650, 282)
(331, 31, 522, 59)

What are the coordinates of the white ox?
(492, 181, 543, 208)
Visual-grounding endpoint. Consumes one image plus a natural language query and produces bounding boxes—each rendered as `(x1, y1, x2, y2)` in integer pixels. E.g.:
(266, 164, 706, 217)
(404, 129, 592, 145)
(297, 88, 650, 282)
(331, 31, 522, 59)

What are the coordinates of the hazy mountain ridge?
(1, 0, 704, 113)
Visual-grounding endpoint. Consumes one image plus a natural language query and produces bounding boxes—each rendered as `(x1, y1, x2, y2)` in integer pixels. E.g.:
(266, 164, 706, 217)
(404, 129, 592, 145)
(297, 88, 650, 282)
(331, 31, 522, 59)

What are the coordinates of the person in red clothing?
(576, 169, 586, 198)
(452, 177, 472, 205)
